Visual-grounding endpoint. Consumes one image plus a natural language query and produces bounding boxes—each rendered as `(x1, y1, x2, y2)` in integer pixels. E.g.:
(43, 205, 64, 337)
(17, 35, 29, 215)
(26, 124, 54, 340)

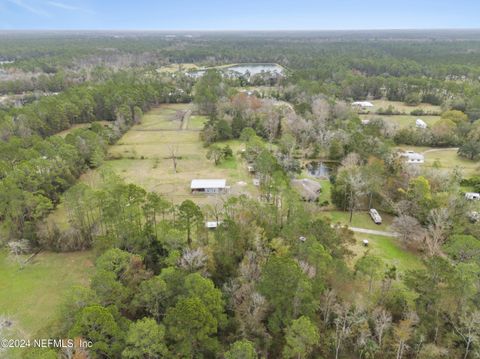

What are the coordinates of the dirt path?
(348, 227, 399, 237)
(422, 147, 458, 155)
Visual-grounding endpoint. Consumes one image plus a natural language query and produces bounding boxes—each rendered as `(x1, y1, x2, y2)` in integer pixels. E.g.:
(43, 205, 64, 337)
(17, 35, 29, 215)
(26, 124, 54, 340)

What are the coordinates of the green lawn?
(350, 234, 423, 273)
(360, 114, 441, 129)
(323, 210, 393, 231)
(396, 146, 479, 175)
(0, 250, 93, 338)
(370, 99, 442, 114)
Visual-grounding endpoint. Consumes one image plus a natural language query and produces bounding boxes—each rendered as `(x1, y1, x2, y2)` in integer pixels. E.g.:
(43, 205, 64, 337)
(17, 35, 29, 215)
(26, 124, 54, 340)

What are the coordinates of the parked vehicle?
(369, 208, 382, 225)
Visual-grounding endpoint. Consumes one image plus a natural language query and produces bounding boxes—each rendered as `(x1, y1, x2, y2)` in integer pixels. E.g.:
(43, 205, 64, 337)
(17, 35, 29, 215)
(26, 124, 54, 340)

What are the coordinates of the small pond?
(306, 161, 332, 178)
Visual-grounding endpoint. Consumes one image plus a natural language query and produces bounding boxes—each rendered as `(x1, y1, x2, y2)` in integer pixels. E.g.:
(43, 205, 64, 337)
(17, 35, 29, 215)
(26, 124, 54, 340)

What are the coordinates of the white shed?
(352, 101, 374, 108)
(401, 150, 425, 164)
(191, 179, 227, 194)
(465, 192, 480, 200)
(416, 119, 427, 129)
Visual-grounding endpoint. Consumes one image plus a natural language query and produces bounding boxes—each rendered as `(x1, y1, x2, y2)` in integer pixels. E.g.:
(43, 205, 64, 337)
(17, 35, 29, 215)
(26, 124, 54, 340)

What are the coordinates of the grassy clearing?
(72, 105, 256, 207)
(350, 234, 423, 273)
(397, 146, 479, 175)
(55, 121, 111, 138)
(0, 250, 93, 338)
(370, 99, 442, 114)
(360, 114, 441, 129)
(322, 210, 393, 231)
(157, 63, 200, 73)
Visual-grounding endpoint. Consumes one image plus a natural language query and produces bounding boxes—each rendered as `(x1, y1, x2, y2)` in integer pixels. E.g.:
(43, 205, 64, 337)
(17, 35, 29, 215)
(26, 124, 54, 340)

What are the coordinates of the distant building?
(205, 221, 223, 229)
(369, 208, 382, 225)
(416, 119, 427, 129)
(401, 150, 425, 164)
(191, 179, 227, 194)
(352, 101, 374, 109)
(252, 178, 260, 187)
(465, 192, 480, 200)
(361, 119, 371, 125)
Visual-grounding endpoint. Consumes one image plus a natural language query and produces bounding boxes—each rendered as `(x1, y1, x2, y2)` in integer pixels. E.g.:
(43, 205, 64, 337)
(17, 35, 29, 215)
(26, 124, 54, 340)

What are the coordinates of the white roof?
(206, 221, 222, 228)
(191, 179, 226, 189)
(465, 192, 480, 197)
(352, 101, 374, 107)
(401, 151, 424, 162)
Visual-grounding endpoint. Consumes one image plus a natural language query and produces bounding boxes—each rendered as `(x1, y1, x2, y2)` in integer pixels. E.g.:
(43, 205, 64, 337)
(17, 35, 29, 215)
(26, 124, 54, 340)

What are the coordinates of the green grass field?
(397, 146, 479, 175)
(370, 99, 442, 114)
(360, 114, 441, 129)
(0, 250, 93, 338)
(322, 210, 393, 231)
(350, 234, 423, 273)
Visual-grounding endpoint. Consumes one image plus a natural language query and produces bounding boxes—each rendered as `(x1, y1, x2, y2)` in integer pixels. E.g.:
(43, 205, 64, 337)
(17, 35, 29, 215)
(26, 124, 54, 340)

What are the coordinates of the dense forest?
(1, 30, 480, 359)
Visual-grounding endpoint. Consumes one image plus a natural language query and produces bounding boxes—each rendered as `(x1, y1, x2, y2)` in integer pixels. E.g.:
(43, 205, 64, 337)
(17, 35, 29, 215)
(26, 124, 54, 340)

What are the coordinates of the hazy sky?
(0, 0, 479, 30)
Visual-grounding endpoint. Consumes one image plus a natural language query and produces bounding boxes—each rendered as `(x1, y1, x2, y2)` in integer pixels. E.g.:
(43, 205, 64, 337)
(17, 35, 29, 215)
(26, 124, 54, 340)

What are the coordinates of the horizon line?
(1, 27, 480, 32)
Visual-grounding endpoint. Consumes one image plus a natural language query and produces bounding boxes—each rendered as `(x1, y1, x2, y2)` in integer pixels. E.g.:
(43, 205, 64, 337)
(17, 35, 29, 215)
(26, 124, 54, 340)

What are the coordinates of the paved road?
(348, 226, 399, 238)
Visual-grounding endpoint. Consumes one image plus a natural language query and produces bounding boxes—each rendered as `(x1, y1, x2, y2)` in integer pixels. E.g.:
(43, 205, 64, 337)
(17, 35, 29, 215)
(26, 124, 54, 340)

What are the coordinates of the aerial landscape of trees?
(0, 30, 479, 358)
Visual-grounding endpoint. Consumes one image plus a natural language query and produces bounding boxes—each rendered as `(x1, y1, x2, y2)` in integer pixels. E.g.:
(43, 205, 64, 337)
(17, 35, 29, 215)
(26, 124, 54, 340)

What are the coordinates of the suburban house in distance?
(401, 150, 425, 164)
(416, 118, 427, 129)
(191, 179, 227, 194)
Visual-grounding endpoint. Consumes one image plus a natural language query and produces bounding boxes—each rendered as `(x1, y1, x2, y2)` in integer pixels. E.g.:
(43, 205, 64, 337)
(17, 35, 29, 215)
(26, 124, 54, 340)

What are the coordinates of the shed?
(352, 101, 374, 108)
(205, 221, 223, 229)
(401, 150, 424, 164)
(465, 192, 480, 200)
(191, 179, 227, 194)
(416, 119, 427, 129)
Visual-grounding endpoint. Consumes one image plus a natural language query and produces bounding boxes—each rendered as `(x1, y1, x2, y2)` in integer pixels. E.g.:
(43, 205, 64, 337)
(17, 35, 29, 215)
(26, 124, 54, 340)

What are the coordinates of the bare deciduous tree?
(392, 215, 423, 244)
(167, 144, 179, 173)
(425, 208, 451, 256)
(372, 307, 392, 348)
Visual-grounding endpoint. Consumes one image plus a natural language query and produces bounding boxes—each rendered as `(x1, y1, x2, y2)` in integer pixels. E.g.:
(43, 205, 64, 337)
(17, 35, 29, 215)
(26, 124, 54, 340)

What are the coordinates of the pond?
(225, 63, 284, 76)
(306, 161, 331, 178)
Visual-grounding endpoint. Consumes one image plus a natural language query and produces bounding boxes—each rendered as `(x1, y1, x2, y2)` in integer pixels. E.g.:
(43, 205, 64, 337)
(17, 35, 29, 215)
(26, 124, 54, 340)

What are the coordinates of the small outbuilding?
(352, 101, 374, 109)
(465, 192, 480, 200)
(205, 221, 223, 229)
(401, 150, 425, 164)
(369, 208, 382, 225)
(191, 179, 227, 194)
(416, 119, 427, 129)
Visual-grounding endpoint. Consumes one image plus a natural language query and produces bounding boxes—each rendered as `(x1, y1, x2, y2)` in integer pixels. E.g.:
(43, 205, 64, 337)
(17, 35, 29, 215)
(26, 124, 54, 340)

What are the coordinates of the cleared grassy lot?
(80, 104, 257, 206)
(370, 99, 442, 114)
(0, 251, 93, 338)
(322, 210, 393, 231)
(360, 114, 441, 129)
(397, 146, 479, 175)
(350, 234, 423, 273)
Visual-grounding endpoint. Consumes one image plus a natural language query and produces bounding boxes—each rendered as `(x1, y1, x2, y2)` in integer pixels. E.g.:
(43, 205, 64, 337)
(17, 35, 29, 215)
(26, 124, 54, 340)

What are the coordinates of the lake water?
(306, 161, 331, 178)
(187, 63, 284, 78)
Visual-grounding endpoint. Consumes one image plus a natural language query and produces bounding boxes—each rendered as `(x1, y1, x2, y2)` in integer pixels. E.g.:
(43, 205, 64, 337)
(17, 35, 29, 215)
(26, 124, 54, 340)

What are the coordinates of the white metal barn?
(191, 179, 227, 194)
(352, 101, 374, 109)
(401, 150, 425, 164)
(416, 119, 427, 129)
(465, 192, 480, 200)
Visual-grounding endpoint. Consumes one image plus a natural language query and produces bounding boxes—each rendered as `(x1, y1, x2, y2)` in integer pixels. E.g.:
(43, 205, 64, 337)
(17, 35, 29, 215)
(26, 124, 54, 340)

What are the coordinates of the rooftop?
(191, 179, 227, 189)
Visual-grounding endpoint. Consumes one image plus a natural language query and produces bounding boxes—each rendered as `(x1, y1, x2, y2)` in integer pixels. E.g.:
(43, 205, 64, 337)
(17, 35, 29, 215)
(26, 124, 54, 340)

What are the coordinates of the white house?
(401, 150, 425, 164)
(191, 179, 227, 194)
(416, 119, 427, 129)
(465, 192, 480, 200)
(352, 101, 374, 109)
